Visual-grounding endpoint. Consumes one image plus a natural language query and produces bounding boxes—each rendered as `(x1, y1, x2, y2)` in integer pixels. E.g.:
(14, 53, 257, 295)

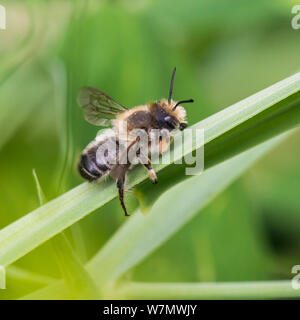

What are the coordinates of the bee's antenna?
(172, 99, 194, 110)
(168, 67, 176, 103)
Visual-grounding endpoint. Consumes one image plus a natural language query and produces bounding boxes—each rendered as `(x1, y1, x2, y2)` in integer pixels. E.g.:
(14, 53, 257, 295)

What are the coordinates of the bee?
(77, 68, 194, 216)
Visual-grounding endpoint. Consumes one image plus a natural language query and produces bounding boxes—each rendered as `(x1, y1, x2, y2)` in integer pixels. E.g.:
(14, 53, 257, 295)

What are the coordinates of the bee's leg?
(116, 176, 129, 217)
(128, 134, 157, 183)
(142, 160, 157, 184)
(158, 135, 173, 154)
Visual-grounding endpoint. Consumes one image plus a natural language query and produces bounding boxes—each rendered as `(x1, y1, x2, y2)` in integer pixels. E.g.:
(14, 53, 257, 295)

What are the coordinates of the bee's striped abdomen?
(78, 143, 110, 182)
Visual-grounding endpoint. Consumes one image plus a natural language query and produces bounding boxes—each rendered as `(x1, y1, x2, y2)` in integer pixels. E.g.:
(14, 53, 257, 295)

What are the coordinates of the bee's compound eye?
(164, 115, 177, 130)
(179, 123, 187, 130)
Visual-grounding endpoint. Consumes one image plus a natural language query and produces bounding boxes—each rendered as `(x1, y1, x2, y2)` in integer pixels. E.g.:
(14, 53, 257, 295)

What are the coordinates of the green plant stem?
(116, 281, 300, 300)
(7, 265, 54, 287)
(33, 169, 99, 299)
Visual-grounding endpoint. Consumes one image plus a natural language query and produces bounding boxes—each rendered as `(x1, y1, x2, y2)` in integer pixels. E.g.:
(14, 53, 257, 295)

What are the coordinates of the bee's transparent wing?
(77, 86, 128, 126)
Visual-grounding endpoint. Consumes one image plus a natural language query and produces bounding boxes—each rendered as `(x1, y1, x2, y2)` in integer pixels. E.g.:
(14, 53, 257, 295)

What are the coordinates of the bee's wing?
(77, 86, 128, 126)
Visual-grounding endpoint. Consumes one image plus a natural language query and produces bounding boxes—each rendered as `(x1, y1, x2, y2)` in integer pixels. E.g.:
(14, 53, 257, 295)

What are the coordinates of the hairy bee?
(77, 68, 194, 216)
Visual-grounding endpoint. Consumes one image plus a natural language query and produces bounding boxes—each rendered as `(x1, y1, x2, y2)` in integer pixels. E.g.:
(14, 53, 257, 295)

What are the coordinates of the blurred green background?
(0, 0, 300, 299)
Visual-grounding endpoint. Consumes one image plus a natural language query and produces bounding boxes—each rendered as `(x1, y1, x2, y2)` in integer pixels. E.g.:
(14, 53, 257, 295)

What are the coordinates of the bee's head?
(150, 68, 194, 131)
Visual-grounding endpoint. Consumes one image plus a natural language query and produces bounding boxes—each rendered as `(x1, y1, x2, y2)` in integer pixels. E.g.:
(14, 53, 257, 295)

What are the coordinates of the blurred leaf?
(0, 2, 37, 85)
(32, 169, 99, 299)
(0, 62, 53, 149)
(6, 265, 54, 287)
(132, 183, 269, 283)
(32, 169, 46, 206)
(21, 280, 69, 300)
(117, 280, 300, 300)
(0, 264, 55, 300)
(51, 234, 100, 299)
